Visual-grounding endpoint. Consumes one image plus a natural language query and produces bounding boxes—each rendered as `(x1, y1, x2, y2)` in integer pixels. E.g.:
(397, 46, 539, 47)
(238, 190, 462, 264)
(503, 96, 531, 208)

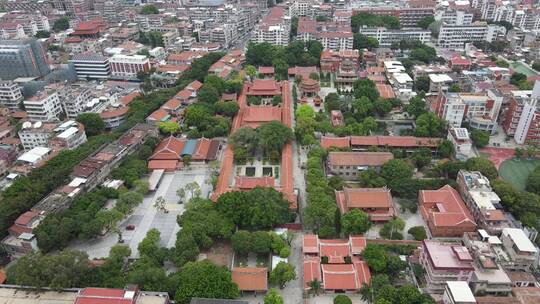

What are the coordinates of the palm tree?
(308, 279, 322, 296)
(359, 282, 374, 304)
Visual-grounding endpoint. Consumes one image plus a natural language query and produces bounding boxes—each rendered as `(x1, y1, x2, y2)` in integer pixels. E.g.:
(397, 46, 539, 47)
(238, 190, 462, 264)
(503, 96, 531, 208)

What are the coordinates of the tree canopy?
(174, 260, 239, 304)
(341, 209, 371, 236)
(76, 113, 105, 137)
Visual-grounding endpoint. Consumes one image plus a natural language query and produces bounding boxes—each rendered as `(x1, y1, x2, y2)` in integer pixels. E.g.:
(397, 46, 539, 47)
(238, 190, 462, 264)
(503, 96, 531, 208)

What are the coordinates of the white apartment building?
(438, 22, 505, 49)
(288, 0, 322, 17)
(62, 87, 92, 119)
(0, 81, 23, 111)
(436, 9, 474, 25)
(23, 90, 62, 122)
(501, 228, 539, 271)
(18, 121, 56, 151)
(508, 82, 539, 145)
(70, 52, 111, 80)
(442, 281, 476, 304)
(109, 54, 151, 80)
(251, 6, 291, 46)
(297, 19, 353, 50)
(435, 91, 502, 134)
(18, 120, 87, 151)
(357, 27, 431, 47)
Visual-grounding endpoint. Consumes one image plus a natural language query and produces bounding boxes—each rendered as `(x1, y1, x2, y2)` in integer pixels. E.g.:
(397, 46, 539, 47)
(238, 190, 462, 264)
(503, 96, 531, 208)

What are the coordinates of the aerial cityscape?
(1, 0, 540, 303)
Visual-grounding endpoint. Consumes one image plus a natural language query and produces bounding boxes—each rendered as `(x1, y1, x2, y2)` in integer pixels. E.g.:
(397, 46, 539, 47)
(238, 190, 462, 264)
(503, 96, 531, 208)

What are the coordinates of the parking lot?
(69, 167, 212, 259)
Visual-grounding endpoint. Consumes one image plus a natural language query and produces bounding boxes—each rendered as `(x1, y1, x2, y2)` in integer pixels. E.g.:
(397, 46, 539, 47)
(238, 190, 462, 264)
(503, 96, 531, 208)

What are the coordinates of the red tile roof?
(75, 288, 135, 304)
(161, 98, 181, 111)
(320, 136, 350, 149)
(247, 79, 281, 96)
(328, 152, 393, 167)
(303, 258, 322, 289)
(231, 267, 268, 291)
(241, 106, 282, 128)
(376, 83, 396, 99)
(258, 66, 275, 74)
(187, 80, 203, 91)
(319, 239, 351, 263)
(351, 136, 441, 148)
(235, 176, 275, 189)
(419, 185, 477, 236)
(303, 234, 319, 254)
(148, 159, 179, 172)
(150, 136, 185, 160)
(120, 91, 140, 106)
(321, 264, 362, 290)
(336, 188, 393, 213)
(147, 109, 169, 122)
(15, 211, 39, 226)
(99, 107, 128, 119)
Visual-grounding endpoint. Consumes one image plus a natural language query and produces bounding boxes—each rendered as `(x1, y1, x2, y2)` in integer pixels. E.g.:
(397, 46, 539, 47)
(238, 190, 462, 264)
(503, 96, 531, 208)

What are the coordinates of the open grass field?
(499, 158, 540, 191)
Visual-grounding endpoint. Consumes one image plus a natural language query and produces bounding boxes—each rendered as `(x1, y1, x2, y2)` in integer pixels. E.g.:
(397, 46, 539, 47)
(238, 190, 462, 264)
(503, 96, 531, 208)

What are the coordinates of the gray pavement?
(69, 168, 212, 259)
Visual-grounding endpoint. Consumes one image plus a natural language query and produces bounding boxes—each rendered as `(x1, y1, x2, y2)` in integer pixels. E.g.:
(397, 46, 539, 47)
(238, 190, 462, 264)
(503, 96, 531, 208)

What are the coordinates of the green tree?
(334, 295, 352, 304)
(380, 217, 406, 239)
(362, 244, 387, 273)
(270, 262, 296, 289)
(464, 157, 498, 180)
(471, 129, 490, 148)
(417, 16, 435, 29)
(257, 121, 294, 156)
(215, 101, 239, 117)
(353, 33, 379, 50)
(53, 17, 70, 31)
(415, 112, 446, 137)
(353, 79, 379, 101)
(158, 121, 180, 135)
(438, 140, 454, 158)
(174, 260, 239, 304)
(171, 231, 200, 267)
(408, 226, 427, 241)
(35, 30, 51, 38)
(138, 229, 166, 264)
(251, 231, 272, 254)
(197, 85, 219, 104)
(76, 113, 105, 137)
(7, 251, 95, 290)
(296, 104, 316, 119)
(533, 61, 540, 72)
(341, 209, 372, 236)
(245, 65, 257, 79)
(308, 279, 323, 296)
(414, 76, 430, 93)
(231, 230, 252, 255)
(265, 289, 284, 304)
(328, 175, 346, 190)
(406, 94, 427, 117)
(381, 159, 413, 182)
(140, 4, 159, 14)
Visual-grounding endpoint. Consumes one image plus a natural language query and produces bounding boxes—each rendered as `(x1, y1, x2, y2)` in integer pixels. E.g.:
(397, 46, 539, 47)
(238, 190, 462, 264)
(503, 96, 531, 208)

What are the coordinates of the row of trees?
(245, 41, 323, 78)
(34, 138, 158, 252)
(351, 12, 400, 32)
(231, 230, 292, 258)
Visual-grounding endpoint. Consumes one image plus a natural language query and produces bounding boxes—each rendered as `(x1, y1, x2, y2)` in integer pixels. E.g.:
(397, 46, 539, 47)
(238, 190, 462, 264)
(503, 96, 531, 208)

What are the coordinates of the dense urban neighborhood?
(2, 0, 540, 304)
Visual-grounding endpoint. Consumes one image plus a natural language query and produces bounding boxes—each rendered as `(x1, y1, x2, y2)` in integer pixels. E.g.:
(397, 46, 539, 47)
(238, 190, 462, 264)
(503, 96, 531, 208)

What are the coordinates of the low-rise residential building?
(457, 170, 510, 234)
(438, 22, 506, 49)
(303, 234, 371, 293)
(501, 228, 539, 271)
(420, 240, 475, 293)
(419, 185, 477, 238)
(297, 18, 353, 50)
(70, 52, 111, 80)
(447, 127, 473, 159)
(0, 81, 23, 111)
(1, 211, 43, 257)
(443, 281, 477, 304)
(109, 54, 151, 80)
(251, 6, 291, 46)
(23, 90, 62, 122)
(335, 187, 394, 221)
(75, 287, 170, 304)
(327, 152, 393, 180)
(434, 91, 503, 134)
(357, 26, 430, 47)
(320, 135, 442, 154)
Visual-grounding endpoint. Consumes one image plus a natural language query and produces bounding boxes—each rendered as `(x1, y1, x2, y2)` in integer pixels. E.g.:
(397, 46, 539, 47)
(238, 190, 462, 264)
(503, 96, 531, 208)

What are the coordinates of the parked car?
(126, 224, 135, 230)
